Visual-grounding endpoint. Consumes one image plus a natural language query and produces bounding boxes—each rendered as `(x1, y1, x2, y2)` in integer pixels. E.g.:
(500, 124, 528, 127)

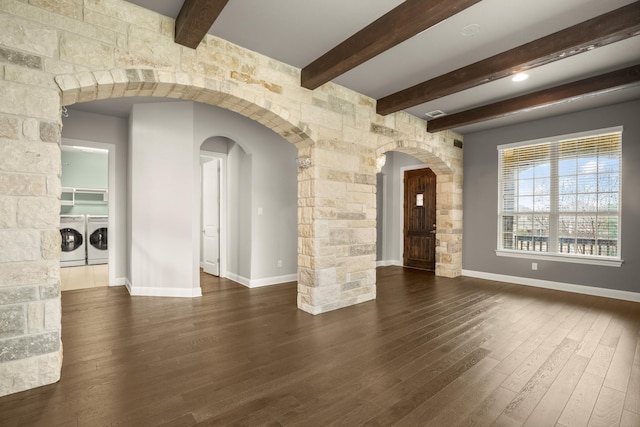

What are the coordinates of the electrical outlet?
(531, 262, 538, 271)
(277, 260, 282, 268)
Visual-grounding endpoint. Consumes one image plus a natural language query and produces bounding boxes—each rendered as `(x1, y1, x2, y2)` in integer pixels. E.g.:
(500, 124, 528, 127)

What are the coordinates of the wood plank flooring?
(1, 266, 639, 426)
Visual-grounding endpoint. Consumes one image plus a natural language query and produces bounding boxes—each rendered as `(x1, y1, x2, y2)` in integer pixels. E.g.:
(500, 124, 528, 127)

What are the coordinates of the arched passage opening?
(198, 129, 298, 289)
(200, 137, 232, 280)
(376, 140, 463, 278)
(61, 104, 302, 301)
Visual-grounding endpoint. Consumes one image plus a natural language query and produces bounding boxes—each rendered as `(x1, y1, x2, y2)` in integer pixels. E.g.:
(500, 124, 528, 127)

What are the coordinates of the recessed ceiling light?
(461, 23, 480, 37)
(512, 72, 529, 82)
(425, 110, 447, 118)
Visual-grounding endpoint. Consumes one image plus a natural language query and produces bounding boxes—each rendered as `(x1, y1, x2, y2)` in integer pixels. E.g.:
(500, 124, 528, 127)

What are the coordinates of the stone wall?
(0, 1, 63, 392)
(0, 0, 462, 396)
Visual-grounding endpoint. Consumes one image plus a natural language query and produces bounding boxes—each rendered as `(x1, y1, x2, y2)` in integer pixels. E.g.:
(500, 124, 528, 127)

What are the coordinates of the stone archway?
(56, 69, 327, 306)
(57, 68, 336, 299)
(377, 137, 463, 278)
(56, 69, 315, 150)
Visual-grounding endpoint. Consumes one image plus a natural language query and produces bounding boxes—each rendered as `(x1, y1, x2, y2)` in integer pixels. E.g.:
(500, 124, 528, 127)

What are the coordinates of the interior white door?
(202, 158, 220, 276)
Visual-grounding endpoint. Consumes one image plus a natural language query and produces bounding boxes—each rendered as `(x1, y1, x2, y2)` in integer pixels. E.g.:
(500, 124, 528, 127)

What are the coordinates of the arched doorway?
(198, 128, 297, 290)
(376, 141, 463, 278)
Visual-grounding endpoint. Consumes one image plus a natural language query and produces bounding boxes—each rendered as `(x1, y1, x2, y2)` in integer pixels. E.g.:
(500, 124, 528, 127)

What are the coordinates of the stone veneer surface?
(0, 0, 462, 396)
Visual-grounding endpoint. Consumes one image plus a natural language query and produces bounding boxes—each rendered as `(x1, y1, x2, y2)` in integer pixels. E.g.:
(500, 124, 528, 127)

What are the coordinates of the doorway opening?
(376, 151, 439, 273)
(403, 167, 437, 271)
(60, 139, 116, 290)
(200, 152, 226, 278)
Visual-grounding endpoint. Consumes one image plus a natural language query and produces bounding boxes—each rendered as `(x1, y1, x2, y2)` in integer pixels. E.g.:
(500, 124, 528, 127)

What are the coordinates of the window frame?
(495, 126, 623, 267)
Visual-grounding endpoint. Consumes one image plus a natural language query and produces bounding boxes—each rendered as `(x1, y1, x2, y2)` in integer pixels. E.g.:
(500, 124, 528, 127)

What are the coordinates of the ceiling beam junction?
(426, 64, 640, 132)
(377, 2, 640, 115)
(301, 0, 481, 90)
(175, 0, 230, 49)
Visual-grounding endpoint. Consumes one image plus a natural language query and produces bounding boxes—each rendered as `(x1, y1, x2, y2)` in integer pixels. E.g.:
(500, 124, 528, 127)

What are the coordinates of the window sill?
(495, 250, 623, 267)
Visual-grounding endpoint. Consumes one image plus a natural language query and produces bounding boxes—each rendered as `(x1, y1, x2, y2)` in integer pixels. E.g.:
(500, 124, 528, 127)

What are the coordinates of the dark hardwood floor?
(1, 267, 639, 426)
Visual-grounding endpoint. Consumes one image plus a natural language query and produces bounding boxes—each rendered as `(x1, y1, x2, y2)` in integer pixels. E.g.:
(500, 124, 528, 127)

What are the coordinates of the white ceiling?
(71, 0, 640, 134)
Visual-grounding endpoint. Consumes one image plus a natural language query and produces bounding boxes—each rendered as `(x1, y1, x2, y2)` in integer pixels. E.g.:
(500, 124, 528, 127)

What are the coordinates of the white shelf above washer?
(61, 187, 108, 206)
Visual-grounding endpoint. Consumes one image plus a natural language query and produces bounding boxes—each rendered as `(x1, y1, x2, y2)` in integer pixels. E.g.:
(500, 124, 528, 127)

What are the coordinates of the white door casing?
(202, 158, 220, 276)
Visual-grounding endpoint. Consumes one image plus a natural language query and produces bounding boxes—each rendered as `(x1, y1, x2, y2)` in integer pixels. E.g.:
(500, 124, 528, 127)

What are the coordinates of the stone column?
(435, 172, 463, 277)
(297, 140, 377, 314)
(0, 74, 63, 396)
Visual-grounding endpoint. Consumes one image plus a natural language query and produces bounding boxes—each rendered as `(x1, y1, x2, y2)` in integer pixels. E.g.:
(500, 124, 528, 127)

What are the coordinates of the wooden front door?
(404, 168, 437, 271)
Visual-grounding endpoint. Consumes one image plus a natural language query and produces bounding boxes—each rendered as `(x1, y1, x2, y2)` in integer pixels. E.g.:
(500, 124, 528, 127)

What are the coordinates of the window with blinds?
(497, 127, 622, 264)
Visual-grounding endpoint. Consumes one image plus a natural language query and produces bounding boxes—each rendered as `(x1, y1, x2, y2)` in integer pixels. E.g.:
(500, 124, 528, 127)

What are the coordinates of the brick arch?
(376, 139, 463, 278)
(55, 68, 315, 149)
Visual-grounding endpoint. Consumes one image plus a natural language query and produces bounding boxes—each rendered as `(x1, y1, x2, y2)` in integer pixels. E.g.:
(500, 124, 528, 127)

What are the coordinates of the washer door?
(90, 227, 108, 250)
(60, 228, 83, 252)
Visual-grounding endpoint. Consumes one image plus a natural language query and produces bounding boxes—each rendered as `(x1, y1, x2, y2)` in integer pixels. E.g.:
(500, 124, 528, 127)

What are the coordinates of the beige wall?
(0, 0, 462, 396)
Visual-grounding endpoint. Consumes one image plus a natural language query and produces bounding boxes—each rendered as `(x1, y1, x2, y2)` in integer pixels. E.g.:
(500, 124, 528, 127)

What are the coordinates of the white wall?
(225, 142, 252, 279)
(250, 136, 297, 281)
(128, 102, 201, 296)
(201, 136, 231, 154)
(61, 109, 128, 285)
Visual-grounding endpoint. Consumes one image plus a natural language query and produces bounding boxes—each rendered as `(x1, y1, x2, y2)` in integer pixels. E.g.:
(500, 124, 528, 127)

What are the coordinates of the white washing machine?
(86, 215, 108, 265)
(60, 215, 86, 267)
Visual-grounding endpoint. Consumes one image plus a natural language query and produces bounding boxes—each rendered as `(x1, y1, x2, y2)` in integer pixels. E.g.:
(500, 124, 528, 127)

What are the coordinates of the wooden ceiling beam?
(175, 0, 230, 49)
(426, 64, 640, 132)
(301, 0, 481, 90)
(377, 2, 640, 115)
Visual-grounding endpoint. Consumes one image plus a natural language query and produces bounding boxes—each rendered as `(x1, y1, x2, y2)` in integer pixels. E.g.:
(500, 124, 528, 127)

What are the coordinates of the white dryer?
(60, 215, 86, 267)
(86, 215, 108, 265)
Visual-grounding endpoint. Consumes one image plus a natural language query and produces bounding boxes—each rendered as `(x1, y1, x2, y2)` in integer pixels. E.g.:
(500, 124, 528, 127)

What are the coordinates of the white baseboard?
(225, 272, 297, 288)
(125, 279, 202, 298)
(110, 277, 127, 287)
(376, 260, 402, 267)
(224, 272, 250, 287)
(249, 273, 297, 288)
(462, 269, 640, 303)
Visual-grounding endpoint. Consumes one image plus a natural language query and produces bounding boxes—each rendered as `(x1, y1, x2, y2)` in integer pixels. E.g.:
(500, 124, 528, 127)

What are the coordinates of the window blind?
(497, 128, 622, 260)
